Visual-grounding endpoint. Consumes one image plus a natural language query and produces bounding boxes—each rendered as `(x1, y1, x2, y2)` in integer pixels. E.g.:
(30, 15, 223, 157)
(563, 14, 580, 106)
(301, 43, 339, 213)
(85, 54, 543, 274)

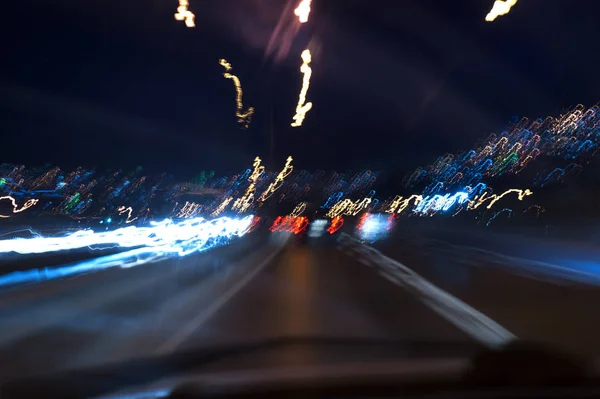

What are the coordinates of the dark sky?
(2, 0, 600, 177)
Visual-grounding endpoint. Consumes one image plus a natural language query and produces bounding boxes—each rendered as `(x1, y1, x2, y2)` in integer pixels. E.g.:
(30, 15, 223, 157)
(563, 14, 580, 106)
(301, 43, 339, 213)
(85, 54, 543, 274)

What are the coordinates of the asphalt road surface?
(0, 226, 599, 388)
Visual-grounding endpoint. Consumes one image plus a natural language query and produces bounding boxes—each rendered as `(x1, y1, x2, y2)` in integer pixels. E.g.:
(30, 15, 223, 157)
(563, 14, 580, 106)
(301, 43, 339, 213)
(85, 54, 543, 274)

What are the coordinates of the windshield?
(1, 0, 600, 392)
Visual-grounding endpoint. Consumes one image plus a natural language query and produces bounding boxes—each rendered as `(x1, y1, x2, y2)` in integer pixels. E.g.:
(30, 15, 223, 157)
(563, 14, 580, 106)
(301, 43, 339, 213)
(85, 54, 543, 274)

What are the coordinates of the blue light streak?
(0, 216, 254, 287)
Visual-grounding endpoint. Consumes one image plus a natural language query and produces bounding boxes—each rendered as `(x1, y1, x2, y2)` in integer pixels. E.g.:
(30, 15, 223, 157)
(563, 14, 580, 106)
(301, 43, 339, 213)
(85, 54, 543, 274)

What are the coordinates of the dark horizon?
(3, 0, 600, 176)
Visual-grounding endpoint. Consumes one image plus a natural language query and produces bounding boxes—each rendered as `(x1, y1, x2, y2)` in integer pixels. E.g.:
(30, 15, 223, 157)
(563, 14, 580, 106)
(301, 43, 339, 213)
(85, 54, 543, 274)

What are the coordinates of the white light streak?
(117, 206, 138, 223)
(294, 0, 312, 23)
(485, 0, 518, 22)
(0, 215, 254, 255)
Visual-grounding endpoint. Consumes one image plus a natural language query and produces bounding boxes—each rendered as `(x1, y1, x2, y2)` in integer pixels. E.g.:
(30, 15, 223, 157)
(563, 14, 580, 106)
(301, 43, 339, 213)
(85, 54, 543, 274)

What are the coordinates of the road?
(0, 225, 600, 389)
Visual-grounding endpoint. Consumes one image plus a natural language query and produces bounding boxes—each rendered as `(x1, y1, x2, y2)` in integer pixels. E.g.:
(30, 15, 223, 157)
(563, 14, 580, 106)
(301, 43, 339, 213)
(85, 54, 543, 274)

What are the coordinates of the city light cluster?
(404, 105, 600, 196)
(383, 188, 533, 216)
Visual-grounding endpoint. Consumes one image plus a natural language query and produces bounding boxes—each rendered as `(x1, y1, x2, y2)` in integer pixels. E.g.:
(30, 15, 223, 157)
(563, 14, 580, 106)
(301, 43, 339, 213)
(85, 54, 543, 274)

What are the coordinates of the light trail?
(356, 213, 393, 242)
(326, 199, 353, 218)
(326, 191, 375, 217)
(176, 201, 201, 218)
(0, 216, 254, 288)
(413, 192, 469, 215)
(308, 219, 327, 237)
(269, 216, 309, 234)
(485, 0, 518, 22)
(117, 206, 138, 223)
(0, 215, 254, 255)
(290, 202, 307, 216)
(0, 196, 39, 218)
(468, 188, 533, 210)
(259, 156, 294, 201)
(291, 49, 313, 127)
(327, 216, 344, 234)
(486, 208, 513, 226)
(219, 59, 255, 128)
(232, 157, 264, 212)
(174, 0, 195, 27)
(212, 196, 233, 216)
(386, 194, 423, 214)
(294, 0, 312, 23)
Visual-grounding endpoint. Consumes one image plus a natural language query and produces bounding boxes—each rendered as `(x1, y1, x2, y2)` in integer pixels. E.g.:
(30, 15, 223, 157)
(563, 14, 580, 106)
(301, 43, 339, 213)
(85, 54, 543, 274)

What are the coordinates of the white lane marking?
(155, 239, 288, 355)
(338, 233, 516, 348)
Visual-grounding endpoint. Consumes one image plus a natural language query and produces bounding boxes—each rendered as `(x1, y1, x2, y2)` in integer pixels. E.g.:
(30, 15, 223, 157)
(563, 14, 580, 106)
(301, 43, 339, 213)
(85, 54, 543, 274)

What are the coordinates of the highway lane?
(0, 231, 482, 385)
(1, 227, 599, 388)
(0, 233, 277, 381)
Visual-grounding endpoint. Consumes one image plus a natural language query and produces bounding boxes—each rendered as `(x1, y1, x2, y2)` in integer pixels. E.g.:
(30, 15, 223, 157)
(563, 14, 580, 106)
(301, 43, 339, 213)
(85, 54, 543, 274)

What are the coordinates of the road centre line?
(338, 233, 516, 348)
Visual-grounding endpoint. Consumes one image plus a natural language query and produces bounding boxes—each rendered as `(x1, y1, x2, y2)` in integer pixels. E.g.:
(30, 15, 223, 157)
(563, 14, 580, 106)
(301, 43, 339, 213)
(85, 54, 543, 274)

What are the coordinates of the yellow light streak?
(326, 199, 353, 218)
(212, 196, 233, 217)
(485, 0, 518, 22)
(386, 194, 423, 214)
(232, 157, 265, 213)
(294, 0, 312, 23)
(219, 59, 255, 128)
(468, 188, 532, 210)
(0, 196, 39, 218)
(174, 0, 195, 27)
(290, 202, 307, 217)
(259, 156, 294, 201)
(291, 49, 313, 127)
(326, 197, 372, 218)
(117, 206, 138, 223)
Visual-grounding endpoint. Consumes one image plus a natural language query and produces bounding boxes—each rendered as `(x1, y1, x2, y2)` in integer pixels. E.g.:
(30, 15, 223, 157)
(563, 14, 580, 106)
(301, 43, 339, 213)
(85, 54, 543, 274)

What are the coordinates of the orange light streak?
(327, 216, 344, 234)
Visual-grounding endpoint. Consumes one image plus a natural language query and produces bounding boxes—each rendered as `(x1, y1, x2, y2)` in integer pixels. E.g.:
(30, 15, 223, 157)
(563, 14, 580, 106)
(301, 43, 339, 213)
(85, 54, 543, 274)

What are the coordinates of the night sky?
(2, 0, 600, 177)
